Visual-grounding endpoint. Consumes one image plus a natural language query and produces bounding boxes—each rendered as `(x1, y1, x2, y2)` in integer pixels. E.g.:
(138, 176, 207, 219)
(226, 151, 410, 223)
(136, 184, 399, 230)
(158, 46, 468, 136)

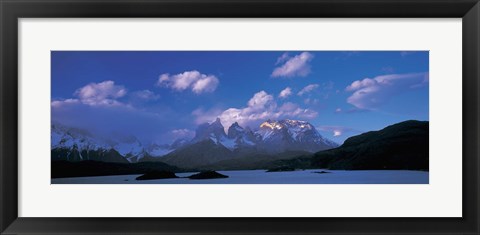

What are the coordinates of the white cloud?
(278, 87, 292, 99)
(297, 84, 319, 96)
(157, 70, 219, 94)
(192, 76, 219, 94)
(193, 91, 318, 130)
(158, 74, 170, 83)
(345, 72, 428, 110)
(52, 80, 128, 108)
(248, 91, 275, 109)
(74, 81, 127, 106)
(132, 90, 159, 101)
(275, 53, 290, 65)
(51, 98, 80, 108)
(345, 78, 377, 92)
(271, 52, 314, 78)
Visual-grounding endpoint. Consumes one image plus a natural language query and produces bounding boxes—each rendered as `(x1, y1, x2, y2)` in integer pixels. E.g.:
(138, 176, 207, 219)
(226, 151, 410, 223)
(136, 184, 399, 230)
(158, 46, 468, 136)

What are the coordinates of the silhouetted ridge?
(273, 120, 429, 171)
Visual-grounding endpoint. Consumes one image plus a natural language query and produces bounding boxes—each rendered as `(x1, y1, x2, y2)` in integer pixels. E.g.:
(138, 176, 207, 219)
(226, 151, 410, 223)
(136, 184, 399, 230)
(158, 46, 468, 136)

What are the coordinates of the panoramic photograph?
(51, 51, 429, 184)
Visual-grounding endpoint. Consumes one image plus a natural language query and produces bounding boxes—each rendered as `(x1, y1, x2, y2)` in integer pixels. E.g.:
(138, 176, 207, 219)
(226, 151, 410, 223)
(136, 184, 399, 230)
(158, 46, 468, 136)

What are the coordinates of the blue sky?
(51, 51, 429, 144)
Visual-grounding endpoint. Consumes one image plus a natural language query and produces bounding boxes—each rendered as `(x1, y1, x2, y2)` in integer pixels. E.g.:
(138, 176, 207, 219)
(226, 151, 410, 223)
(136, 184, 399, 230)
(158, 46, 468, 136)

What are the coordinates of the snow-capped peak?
(51, 123, 110, 150)
(227, 122, 245, 138)
(52, 123, 148, 161)
(260, 120, 284, 130)
(256, 119, 339, 152)
(282, 119, 314, 130)
(52, 118, 339, 164)
(192, 118, 227, 144)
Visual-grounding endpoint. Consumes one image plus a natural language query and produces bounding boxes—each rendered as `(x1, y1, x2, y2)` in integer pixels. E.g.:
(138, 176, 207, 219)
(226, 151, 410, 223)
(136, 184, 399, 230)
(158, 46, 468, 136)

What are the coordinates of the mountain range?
(51, 118, 339, 167)
(51, 120, 429, 177)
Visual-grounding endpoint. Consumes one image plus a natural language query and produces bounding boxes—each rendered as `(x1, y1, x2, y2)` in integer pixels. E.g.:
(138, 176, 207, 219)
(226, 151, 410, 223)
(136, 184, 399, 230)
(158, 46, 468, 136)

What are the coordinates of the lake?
(51, 169, 429, 184)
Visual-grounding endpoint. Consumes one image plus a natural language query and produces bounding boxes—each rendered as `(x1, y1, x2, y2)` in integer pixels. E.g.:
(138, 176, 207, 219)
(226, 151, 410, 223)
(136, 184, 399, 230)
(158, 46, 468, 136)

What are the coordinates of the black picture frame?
(1, 0, 479, 234)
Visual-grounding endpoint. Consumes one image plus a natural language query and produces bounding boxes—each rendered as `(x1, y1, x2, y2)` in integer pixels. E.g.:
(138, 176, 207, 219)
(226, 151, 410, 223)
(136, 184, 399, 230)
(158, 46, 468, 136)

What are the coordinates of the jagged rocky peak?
(210, 117, 223, 128)
(51, 123, 108, 151)
(227, 122, 244, 138)
(256, 119, 339, 153)
(282, 119, 314, 130)
(192, 117, 227, 143)
(259, 119, 314, 131)
(226, 122, 259, 147)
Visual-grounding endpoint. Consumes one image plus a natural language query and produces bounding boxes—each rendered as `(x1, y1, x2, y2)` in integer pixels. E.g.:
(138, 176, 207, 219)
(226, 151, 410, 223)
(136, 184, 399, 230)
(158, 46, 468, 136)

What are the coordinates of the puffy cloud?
(157, 70, 219, 94)
(345, 78, 377, 92)
(247, 91, 275, 110)
(278, 87, 292, 99)
(192, 76, 219, 94)
(75, 80, 127, 106)
(158, 74, 170, 83)
(271, 52, 314, 78)
(193, 91, 318, 130)
(51, 98, 80, 108)
(297, 84, 319, 96)
(132, 90, 159, 101)
(345, 72, 428, 110)
(52, 80, 128, 108)
(275, 53, 290, 65)
(159, 71, 197, 90)
(75, 81, 126, 105)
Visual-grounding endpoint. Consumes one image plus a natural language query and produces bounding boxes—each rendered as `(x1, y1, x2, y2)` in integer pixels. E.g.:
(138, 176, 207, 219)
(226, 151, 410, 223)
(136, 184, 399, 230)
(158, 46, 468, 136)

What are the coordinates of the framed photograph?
(1, 0, 479, 234)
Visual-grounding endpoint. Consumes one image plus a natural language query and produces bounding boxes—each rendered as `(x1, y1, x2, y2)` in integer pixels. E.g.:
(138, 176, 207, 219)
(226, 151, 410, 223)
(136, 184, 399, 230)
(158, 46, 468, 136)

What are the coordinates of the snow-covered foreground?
(51, 169, 428, 184)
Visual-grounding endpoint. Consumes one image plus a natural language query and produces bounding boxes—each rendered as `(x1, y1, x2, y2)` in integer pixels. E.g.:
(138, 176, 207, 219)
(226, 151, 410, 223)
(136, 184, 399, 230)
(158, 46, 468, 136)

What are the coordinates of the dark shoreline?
(52, 160, 429, 179)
